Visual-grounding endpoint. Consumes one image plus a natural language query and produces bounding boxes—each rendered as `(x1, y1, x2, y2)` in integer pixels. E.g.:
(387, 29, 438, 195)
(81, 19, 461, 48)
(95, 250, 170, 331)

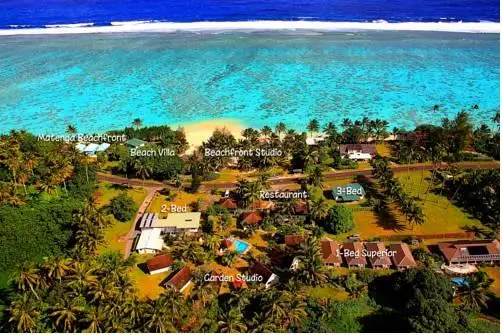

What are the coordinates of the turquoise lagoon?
(0, 31, 499, 134)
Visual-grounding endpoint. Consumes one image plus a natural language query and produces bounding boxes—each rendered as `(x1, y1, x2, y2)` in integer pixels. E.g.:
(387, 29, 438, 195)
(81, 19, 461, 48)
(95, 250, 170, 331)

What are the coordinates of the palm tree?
(459, 271, 493, 312)
(132, 118, 143, 129)
(275, 122, 287, 138)
(66, 124, 77, 136)
(218, 308, 247, 332)
(82, 306, 108, 333)
(294, 237, 327, 286)
(261, 125, 272, 139)
(204, 235, 220, 253)
(7, 293, 40, 332)
(42, 257, 71, 283)
(341, 118, 352, 129)
(308, 197, 329, 223)
(307, 119, 320, 138)
(17, 267, 43, 300)
(50, 302, 83, 332)
(236, 179, 262, 208)
(134, 159, 153, 184)
(308, 165, 325, 189)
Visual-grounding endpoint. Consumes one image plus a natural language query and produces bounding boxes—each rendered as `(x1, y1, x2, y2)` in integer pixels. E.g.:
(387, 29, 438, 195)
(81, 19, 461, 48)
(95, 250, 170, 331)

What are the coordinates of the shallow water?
(0, 31, 499, 134)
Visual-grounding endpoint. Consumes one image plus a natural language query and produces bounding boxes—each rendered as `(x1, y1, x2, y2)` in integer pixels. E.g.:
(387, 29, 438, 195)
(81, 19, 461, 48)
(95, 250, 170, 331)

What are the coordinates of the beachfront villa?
(339, 144, 376, 160)
(438, 239, 500, 265)
(75, 142, 110, 157)
(126, 138, 147, 149)
(333, 183, 365, 202)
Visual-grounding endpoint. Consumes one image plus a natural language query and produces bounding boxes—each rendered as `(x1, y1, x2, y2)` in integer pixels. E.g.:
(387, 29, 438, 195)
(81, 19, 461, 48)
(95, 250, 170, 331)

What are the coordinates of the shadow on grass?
(137, 262, 150, 275)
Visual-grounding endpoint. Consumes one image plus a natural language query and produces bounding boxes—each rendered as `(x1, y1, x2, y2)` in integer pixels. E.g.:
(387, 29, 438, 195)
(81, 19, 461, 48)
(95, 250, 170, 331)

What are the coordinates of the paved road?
(97, 161, 499, 191)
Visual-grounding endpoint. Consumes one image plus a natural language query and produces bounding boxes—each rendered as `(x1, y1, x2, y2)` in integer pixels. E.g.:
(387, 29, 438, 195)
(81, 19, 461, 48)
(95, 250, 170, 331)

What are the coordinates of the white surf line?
(0, 20, 499, 36)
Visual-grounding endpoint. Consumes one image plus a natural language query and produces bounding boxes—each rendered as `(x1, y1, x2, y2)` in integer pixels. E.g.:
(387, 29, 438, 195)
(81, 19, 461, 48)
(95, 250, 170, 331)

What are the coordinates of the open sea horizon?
(0, 1, 499, 134)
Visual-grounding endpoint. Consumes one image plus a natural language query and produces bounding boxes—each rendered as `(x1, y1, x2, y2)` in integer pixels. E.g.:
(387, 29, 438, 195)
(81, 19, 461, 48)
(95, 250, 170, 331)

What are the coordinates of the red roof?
(390, 243, 417, 267)
(241, 211, 263, 225)
(437, 240, 499, 263)
(343, 242, 367, 266)
(320, 240, 342, 264)
(146, 254, 174, 272)
(365, 242, 392, 267)
(295, 200, 308, 215)
(219, 198, 237, 209)
(250, 200, 275, 210)
(250, 261, 273, 281)
(285, 234, 306, 247)
(231, 279, 248, 289)
(220, 239, 233, 249)
(167, 267, 192, 291)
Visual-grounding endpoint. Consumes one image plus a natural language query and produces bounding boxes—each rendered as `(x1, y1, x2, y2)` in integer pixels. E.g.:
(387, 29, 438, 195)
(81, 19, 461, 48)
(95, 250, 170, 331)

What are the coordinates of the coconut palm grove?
(0, 109, 500, 332)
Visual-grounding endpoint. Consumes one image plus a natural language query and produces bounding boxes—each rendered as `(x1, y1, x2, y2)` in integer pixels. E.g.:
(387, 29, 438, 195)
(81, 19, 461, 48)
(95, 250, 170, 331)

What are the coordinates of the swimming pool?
(451, 278, 471, 286)
(234, 240, 250, 254)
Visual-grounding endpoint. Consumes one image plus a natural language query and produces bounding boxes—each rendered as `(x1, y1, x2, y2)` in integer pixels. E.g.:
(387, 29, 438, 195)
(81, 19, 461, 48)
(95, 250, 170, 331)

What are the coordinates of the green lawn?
(305, 286, 349, 301)
(325, 170, 485, 240)
(96, 183, 148, 254)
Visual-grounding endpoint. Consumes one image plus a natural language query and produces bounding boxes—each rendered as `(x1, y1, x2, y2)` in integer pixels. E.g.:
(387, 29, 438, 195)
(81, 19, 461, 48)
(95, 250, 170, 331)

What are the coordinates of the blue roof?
(332, 183, 365, 201)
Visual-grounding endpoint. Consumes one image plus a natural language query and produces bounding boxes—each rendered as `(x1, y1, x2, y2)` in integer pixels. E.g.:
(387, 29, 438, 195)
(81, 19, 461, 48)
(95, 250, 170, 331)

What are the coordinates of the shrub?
(108, 193, 137, 222)
(324, 205, 354, 234)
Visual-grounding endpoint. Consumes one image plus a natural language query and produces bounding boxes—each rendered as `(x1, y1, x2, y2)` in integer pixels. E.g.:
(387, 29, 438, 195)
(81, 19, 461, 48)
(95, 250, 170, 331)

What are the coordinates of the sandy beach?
(171, 118, 246, 153)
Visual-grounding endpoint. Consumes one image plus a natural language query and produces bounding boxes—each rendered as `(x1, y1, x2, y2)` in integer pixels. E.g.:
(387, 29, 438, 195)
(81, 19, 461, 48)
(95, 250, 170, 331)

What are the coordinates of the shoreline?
(0, 20, 499, 36)
(170, 118, 246, 154)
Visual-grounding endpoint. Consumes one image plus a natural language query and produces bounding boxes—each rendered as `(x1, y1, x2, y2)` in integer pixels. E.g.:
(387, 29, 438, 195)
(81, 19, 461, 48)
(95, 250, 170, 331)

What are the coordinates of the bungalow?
(306, 136, 326, 146)
(126, 138, 147, 149)
(249, 262, 280, 288)
(271, 254, 301, 272)
(75, 143, 110, 157)
(219, 198, 238, 213)
(320, 240, 342, 267)
(219, 239, 233, 253)
(294, 200, 308, 215)
(285, 234, 306, 247)
(135, 228, 164, 254)
(389, 243, 417, 271)
(339, 144, 376, 160)
(438, 239, 500, 265)
(241, 211, 263, 226)
(250, 200, 275, 211)
(146, 254, 174, 275)
(166, 267, 192, 293)
(332, 183, 365, 202)
(343, 242, 367, 269)
(365, 242, 392, 269)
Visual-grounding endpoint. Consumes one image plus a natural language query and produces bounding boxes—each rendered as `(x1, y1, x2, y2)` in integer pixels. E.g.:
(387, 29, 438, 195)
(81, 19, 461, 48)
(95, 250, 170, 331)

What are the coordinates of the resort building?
(366, 242, 392, 269)
(166, 267, 192, 293)
(219, 198, 238, 213)
(306, 135, 326, 146)
(250, 200, 275, 211)
(332, 183, 365, 202)
(343, 242, 367, 269)
(126, 138, 147, 148)
(271, 253, 301, 272)
(320, 240, 342, 267)
(241, 211, 263, 226)
(294, 200, 308, 215)
(249, 262, 280, 288)
(285, 234, 306, 247)
(437, 240, 500, 265)
(389, 243, 417, 271)
(219, 239, 233, 254)
(146, 254, 174, 275)
(339, 143, 376, 160)
(138, 212, 200, 235)
(135, 228, 164, 254)
(75, 142, 110, 156)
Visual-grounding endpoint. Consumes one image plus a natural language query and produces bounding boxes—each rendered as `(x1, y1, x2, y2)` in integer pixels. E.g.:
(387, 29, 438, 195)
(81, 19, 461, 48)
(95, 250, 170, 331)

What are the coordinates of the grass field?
(129, 254, 168, 300)
(480, 266, 500, 297)
(95, 183, 148, 253)
(325, 170, 484, 240)
(147, 189, 216, 217)
(376, 143, 392, 157)
(305, 286, 349, 301)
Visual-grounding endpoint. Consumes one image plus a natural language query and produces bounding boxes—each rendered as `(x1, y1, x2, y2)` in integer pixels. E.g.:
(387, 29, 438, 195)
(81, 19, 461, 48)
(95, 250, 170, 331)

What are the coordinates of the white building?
(139, 212, 201, 235)
(135, 228, 164, 254)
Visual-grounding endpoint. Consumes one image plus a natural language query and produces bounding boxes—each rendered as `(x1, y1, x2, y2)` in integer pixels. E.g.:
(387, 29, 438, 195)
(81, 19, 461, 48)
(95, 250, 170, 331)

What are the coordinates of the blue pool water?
(234, 240, 250, 254)
(0, 31, 498, 134)
(451, 277, 471, 286)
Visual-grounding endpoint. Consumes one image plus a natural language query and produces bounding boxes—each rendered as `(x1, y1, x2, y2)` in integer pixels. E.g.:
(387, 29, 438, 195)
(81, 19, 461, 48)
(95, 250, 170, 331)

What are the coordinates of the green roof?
(332, 183, 365, 202)
(126, 138, 147, 147)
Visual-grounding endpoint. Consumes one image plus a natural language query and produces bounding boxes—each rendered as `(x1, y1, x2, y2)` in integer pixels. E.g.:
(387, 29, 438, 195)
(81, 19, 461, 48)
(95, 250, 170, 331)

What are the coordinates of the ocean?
(0, 1, 499, 134)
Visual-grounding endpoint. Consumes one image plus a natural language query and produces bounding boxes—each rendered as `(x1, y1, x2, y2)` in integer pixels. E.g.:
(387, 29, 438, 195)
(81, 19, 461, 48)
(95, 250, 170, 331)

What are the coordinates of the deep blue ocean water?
(0, 0, 499, 28)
